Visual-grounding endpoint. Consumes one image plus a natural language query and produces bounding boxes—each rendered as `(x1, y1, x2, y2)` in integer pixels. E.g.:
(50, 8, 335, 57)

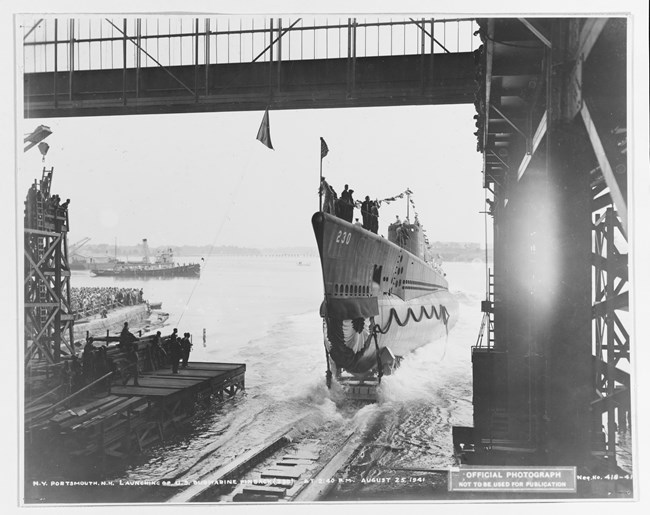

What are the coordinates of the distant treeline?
(80, 243, 489, 261)
(79, 244, 316, 257)
(430, 242, 493, 262)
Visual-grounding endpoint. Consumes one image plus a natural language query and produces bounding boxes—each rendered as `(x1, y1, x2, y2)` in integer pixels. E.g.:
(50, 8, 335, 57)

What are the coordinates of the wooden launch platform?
(26, 360, 245, 461)
(110, 362, 245, 398)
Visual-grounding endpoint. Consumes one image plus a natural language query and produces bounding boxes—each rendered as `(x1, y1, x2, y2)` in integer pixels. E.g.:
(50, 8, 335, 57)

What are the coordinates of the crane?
(69, 237, 91, 256)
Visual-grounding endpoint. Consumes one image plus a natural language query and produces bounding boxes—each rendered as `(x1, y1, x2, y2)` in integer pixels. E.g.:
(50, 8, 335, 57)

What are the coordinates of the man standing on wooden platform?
(181, 332, 192, 368)
(152, 331, 167, 369)
(82, 338, 96, 384)
(122, 340, 140, 386)
(169, 328, 182, 374)
(119, 322, 137, 349)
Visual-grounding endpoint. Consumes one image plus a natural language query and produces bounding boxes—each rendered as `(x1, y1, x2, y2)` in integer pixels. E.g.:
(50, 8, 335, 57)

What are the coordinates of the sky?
(19, 104, 485, 249)
(16, 11, 486, 250)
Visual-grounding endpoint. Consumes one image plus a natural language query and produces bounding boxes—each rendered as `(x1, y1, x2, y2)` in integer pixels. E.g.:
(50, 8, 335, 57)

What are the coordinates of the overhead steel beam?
(482, 19, 495, 185)
(488, 149, 510, 170)
(24, 52, 477, 117)
(517, 18, 552, 48)
(23, 19, 45, 41)
(593, 291, 629, 316)
(517, 110, 547, 180)
(491, 105, 528, 139)
(580, 101, 627, 236)
(409, 17, 450, 53)
(576, 18, 608, 61)
(105, 18, 196, 97)
(251, 17, 301, 64)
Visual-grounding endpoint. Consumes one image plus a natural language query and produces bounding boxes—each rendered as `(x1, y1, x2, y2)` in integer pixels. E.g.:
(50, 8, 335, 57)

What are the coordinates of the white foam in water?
(378, 294, 480, 405)
(70, 257, 485, 483)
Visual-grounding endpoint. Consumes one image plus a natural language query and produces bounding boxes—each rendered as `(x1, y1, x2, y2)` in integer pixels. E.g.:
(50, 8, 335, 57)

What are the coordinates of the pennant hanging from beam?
(256, 108, 274, 150)
(320, 137, 329, 159)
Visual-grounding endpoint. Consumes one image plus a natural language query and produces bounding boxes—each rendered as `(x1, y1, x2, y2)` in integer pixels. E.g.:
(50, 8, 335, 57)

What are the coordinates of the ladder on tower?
(35, 177, 48, 327)
(476, 270, 495, 348)
(41, 167, 53, 197)
(486, 270, 495, 348)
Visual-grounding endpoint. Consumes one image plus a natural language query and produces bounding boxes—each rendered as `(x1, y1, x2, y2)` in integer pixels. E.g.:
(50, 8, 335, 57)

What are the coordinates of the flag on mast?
(320, 137, 329, 159)
(256, 108, 274, 150)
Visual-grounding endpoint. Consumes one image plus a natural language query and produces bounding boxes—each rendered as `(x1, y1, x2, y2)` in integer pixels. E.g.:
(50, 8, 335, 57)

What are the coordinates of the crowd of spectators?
(24, 182, 70, 230)
(70, 286, 145, 320)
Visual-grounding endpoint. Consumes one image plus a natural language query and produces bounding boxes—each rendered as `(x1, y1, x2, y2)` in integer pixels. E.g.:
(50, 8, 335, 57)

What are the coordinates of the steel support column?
(24, 170, 74, 367)
(542, 113, 594, 465)
(592, 207, 629, 470)
(460, 18, 628, 474)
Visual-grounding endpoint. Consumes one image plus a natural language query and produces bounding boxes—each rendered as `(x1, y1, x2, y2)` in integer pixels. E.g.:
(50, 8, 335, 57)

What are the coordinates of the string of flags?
(402, 193, 430, 246)
(255, 121, 431, 245)
(351, 188, 429, 245)
(255, 120, 434, 248)
(353, 187, 414, 210)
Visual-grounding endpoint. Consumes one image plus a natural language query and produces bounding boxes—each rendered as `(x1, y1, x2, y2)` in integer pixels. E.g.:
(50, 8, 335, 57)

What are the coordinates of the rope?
(372, 304, 449, 335)
(483, 174, 490, 307)
(174, 145, 257, 327)
(366, 316, 384, 383)
(323, 320, 332, 388)
(324, 347, 332, 388)
(371, 332, 383, 383)
(326, 304, 450, 379)
(368, 305, 450, 372)
(475, 312, 489, 348)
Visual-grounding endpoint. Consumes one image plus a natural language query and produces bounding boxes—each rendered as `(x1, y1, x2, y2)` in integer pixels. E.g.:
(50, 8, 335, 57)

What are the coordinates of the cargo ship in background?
(312, 192, 458, 383)
(90, 239, 201, 278)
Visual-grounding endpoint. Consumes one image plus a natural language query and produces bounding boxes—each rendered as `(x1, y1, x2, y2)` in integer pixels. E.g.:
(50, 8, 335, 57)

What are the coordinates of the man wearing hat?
(346, 189, 356, 222)
(361, 195, 373, 230)
(119, 321, 136, 349)
(169, 328, 182, 373)
(180, 332, 193, 368)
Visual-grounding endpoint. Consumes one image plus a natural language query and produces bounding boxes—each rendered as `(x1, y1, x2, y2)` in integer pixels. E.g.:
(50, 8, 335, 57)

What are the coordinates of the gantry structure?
(459, 18, 629, 475)
(22, 16, 478, 117)
(24, 166, 75, 369)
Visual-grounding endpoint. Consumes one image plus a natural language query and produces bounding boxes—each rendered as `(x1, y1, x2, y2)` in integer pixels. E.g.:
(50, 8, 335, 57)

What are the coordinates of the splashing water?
(69, 258, 484, 490)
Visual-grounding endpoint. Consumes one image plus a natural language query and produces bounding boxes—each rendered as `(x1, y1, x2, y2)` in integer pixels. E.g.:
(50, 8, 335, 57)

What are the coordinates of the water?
(69, 260, 480, 492)
(50, 257, 633, 502)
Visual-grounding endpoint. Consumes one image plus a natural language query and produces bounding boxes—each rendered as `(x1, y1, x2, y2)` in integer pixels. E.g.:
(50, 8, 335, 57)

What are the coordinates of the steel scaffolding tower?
(24, 168, 75, 367)
(455, 17, 630, 476)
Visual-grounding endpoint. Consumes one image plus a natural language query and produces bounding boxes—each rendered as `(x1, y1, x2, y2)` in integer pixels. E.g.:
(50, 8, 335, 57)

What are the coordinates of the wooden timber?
(26, 358, 245, 463)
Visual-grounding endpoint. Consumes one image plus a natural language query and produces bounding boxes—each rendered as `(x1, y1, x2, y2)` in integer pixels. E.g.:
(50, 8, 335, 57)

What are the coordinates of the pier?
(26, 336, 245, 465)
(28, 362, 244, 460)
